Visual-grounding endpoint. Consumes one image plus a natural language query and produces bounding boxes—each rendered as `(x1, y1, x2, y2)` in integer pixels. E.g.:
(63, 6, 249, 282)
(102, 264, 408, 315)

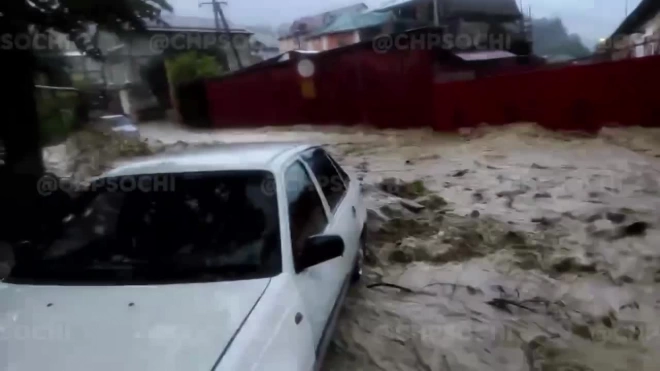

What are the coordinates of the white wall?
(634, 12, 660, 57)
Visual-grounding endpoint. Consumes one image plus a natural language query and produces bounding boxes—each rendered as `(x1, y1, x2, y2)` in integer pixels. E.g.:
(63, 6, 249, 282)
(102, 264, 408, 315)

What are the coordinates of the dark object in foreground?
(616, 221, 649, 239)
(367, 282, 414, 293)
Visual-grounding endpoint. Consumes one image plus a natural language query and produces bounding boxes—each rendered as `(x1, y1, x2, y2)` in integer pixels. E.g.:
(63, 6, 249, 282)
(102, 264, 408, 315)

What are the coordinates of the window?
(285, 161, 328, 267)
(8, 171, 282, 284)
(301, 148, 347, 212)
(326, 153, 349, 186)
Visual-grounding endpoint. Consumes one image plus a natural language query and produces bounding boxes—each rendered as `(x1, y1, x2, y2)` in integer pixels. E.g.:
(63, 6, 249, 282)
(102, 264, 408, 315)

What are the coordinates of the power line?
(199, 0, 243, 69)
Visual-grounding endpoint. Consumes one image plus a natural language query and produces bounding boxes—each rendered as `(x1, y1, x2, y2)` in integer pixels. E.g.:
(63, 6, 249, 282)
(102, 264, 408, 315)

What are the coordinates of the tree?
(140, 46, 229, 109)
(532, 17, 591, 59)
(0, 0, 171, 242)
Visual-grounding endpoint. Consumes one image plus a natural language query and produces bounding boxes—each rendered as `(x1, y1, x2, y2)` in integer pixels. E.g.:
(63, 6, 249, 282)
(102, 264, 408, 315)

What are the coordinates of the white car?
(1, 143, 367, 371)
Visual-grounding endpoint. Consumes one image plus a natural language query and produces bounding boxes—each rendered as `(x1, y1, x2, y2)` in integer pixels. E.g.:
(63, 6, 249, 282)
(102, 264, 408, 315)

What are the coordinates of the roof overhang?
(612, 0, 660, 36)
(453, 50, 517, 61)
(147, 27, 252, 35)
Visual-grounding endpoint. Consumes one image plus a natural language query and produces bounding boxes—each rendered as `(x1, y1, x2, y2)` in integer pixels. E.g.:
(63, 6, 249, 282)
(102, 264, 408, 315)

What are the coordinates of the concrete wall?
(279, 37, 298, 52)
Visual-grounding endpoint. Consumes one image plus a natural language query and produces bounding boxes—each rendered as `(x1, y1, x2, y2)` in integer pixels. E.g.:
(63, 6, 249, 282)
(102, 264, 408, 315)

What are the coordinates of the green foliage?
(166, 51, 224, 87)
(36, 89, 80, 145)
(532, 17, 591, 59)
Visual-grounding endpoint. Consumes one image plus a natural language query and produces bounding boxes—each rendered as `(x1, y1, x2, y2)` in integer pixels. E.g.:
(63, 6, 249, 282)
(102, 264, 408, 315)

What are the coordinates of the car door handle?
(295, 312, 303, 325)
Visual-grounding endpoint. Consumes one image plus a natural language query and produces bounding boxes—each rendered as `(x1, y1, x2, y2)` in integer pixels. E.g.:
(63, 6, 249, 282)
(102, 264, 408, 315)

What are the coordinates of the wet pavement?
(44, 122, 660, 371)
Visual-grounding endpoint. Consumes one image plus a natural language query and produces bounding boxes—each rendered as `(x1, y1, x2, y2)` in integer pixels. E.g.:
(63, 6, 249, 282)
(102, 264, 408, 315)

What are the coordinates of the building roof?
(281, 3, 368, 38)
(372, 0, 521, 18)
(309, 11, 394, 36)
(145, 14, 251, 34)
(447, 0, 521, 17)
(105, 143, 311, 176)
(612, 0, 660, 36)
(250, 31, 280, 49)
(453, 50, 517, 61)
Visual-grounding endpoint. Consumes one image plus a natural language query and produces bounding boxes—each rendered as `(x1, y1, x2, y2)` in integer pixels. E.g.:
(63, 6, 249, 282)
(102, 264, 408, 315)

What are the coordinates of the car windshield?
(7, 170, 281, 285)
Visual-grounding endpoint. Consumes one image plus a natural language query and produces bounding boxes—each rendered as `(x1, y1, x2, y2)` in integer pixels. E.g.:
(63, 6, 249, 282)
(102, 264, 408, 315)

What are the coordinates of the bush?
(36, 89, 80, 145)
(166, 51, 225, 87)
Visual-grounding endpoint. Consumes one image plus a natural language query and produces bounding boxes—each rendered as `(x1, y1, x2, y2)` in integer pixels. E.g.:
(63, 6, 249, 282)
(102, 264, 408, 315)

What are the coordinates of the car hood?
(0, 278, 271, 371)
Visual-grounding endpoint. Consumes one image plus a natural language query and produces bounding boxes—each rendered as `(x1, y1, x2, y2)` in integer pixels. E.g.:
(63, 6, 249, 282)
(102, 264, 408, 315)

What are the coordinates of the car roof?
(103, 142, 315, 177)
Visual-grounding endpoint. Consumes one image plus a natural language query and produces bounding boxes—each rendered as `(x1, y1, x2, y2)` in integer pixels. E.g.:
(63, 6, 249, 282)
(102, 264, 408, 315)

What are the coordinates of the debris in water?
(605, 212, 626, 224)
(616, 221, 649, 238)
(451, 169, 469, 177)
(551, 257, 597, 274)
(378, 178, 428, 199)
(415, 194, 447, 210)
(366, 282, 414, 293)
(486, 298, 536, 313)
(399, 199, 425, 213)
(586, 214, 602, 223)
(388, 249, 414, 263)
(534, 192, 552, 199)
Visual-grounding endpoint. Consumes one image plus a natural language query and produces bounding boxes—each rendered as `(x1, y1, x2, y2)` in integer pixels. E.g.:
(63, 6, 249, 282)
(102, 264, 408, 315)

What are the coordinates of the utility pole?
(200, 0, 243, 70)
(432, 0, 439, 27)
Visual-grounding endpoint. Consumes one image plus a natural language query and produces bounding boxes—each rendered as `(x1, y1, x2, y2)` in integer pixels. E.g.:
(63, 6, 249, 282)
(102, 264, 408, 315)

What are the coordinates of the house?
(279, 3, 368, 51)
(606, 0, 660, 60)
(279, 0, 526, 53)
(246, 26, 281, 61)
(91, 14, 253, 116)
(96, 14, 253, 86)
(371, 0, 524, 42)
(303, 11, 396, 51)
(48, 14, 253, 85)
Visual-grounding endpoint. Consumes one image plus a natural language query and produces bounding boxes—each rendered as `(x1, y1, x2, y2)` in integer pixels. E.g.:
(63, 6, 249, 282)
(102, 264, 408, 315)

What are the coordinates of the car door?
(283, 160, 342, 348)
(300, 148, 362, 278)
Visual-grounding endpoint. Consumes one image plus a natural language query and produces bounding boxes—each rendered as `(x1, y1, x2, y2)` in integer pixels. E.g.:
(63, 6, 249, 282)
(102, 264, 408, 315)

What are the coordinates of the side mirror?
(297, 235, 345, 273)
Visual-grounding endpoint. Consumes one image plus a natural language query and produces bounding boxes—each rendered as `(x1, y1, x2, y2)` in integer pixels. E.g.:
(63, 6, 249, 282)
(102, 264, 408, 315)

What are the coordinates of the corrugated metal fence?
(183, 47, 660, 131)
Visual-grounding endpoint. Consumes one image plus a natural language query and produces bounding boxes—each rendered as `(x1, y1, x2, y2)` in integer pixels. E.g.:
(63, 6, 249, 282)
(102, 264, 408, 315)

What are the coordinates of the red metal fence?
(205, 47, 434, 129)
(434, 54, 660, 131)
(202, 48, 660, 132)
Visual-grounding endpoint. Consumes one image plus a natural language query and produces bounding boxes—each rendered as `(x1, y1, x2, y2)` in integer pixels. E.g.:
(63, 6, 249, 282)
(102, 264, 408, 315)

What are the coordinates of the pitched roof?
(446, 0, 521, 17)
(282, 3, 368, 37)
(612, 0, 660, 36)
(310, 11, 394, 36)
(145, 14, 251, 34)
(373, 0, 521, 18)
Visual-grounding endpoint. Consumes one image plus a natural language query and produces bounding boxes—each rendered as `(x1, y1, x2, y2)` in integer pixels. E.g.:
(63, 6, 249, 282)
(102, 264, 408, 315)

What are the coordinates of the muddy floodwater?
(45, 122, 660, 371)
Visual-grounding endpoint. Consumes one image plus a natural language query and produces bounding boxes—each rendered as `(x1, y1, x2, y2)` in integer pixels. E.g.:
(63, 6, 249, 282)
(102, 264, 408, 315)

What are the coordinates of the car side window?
(284, 161, 328, 268)
(301, 148, 347, 212)
(326, 153, 349, 186)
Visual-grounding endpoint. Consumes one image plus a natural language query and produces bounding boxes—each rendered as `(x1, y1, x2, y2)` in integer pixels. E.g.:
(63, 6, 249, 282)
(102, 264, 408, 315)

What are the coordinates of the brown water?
(45, 122, 660, 371)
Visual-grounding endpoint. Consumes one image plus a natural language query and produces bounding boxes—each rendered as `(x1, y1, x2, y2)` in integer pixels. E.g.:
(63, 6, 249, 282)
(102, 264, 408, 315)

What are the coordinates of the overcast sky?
(170, 0, 641, 46)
